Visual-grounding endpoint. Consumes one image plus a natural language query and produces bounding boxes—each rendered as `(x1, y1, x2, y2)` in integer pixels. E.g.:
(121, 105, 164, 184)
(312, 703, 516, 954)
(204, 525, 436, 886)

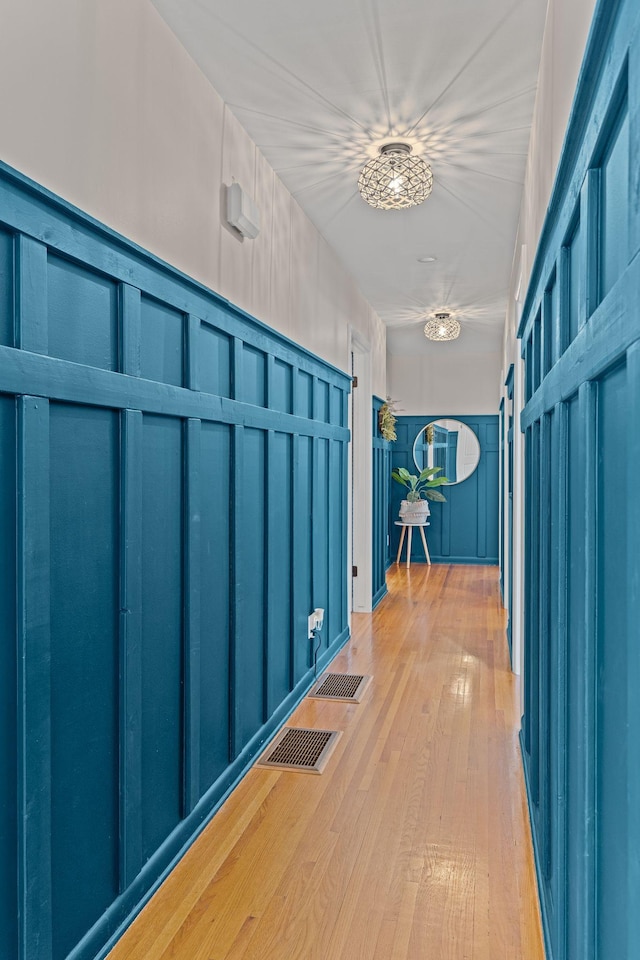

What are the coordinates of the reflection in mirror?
(413, 419, 480, 485)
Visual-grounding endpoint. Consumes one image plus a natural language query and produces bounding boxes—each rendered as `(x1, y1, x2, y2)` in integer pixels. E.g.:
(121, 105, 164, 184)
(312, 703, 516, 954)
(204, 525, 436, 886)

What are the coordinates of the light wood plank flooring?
(109, 564, 544, 960)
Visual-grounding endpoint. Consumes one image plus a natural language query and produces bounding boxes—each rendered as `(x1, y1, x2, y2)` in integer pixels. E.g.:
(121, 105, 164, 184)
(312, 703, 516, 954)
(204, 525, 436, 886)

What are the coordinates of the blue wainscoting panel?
(234, 425, 267, 748)
(499, 398, 505, 599)
(312, 436, 330, 657)
(317, 379, 331, 423)
(49, 404, 120, 960)
(198, 322, 232, 398)
(599, 101, 629, 301)
(327, 439, 344, 643)
(198, 421, 232, 793)
(293, 434, 313, 681)
(140, 296, 185, 387)
(140, 415, 184, 862)
(266, 430, 293, 715)
(391, 416, 499, 565)
(595, 361, 628, 960)
(48, 255, 119, 372)
(241, 345, 267, 408)
(0, 395, 17, 960)
(518, 2, 640, 958)
(271, 358, 293, 414)
(0, 228, 14, 346)
(505, 367, 515, 659)
(0, 158, 351, 960)
(296, 370, 313, 419)
(372, 397, 392, 607)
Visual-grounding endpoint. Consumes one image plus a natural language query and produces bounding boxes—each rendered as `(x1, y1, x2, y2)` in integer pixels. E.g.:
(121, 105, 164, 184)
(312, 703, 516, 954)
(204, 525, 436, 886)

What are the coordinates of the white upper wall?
(0, 0, 386, 395)
(389, 0, 598, 418)
(503, 0, 597, 365)
(388, 350, 502, 416)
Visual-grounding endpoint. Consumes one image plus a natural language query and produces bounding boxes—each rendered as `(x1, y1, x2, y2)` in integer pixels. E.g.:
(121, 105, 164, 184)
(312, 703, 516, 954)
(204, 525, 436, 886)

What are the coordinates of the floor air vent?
(308, 673, 372, 703)
(257, 727, 342, 774)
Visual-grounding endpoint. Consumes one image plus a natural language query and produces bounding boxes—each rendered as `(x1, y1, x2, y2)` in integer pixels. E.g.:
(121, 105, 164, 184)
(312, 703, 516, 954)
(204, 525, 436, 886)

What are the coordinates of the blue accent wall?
(392, 416, 499, 564)
(499, 397, 505, 598)
(504, 365, 515, 661)
(372, 397, 392, 607)
(518, 1, 640, 957)
(0, 392, 17, 960)
(0, 161, 351, 960)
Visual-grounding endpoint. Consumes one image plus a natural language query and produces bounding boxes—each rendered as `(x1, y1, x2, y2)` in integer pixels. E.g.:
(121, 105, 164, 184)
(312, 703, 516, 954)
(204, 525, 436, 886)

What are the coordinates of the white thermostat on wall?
(226, 182, 260, 239)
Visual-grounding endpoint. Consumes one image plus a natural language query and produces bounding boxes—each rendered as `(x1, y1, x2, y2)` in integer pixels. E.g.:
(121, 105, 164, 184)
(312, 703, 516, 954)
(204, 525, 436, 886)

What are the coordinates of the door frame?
(348, 329, 373, 614)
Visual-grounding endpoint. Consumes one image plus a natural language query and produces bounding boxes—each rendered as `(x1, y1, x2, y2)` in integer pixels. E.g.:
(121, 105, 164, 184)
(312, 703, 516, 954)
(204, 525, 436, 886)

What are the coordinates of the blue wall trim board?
(518, 1, 640, 958)
(504, 365, 514, 661)
(519, 730, 554, 960)
(499, 396, 505, 601)
(372, 396, 391, 606)
(391, 416, 499, 565)
(0, 160, 351, 960)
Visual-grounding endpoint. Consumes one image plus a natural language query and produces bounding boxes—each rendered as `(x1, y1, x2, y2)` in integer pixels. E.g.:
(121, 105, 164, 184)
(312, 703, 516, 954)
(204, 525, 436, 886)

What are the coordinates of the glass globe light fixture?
(358, 143, 433, 210)
(424, 313, 460, 341)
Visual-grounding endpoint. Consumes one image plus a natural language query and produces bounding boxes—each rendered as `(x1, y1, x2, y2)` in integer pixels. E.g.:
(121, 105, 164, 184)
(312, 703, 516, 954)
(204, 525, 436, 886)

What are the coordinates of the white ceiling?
(151, 0, 547, 355)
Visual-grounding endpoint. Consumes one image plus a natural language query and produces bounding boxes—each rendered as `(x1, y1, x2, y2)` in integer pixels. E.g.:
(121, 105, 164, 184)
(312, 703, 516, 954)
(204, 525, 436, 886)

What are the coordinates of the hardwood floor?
(108, 564, 544, 960)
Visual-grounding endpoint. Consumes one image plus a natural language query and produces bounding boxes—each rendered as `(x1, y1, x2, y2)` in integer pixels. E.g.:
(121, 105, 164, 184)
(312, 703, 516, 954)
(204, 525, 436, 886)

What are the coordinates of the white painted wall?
(0, 0, 386, 396)
(502, 0, 597, 698)
(503, 0, 598, 365)
(388, 0, 597, 426)
(387, 350, 501, 416)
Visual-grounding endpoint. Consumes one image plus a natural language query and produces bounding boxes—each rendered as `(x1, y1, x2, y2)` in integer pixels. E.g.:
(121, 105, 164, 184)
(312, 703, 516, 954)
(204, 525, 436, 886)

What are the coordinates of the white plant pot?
(399, 499, 430, 524)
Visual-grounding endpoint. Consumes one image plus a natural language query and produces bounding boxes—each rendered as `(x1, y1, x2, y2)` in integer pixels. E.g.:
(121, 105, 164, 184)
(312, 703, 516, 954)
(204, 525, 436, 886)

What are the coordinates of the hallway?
(108, 565, 543, 960)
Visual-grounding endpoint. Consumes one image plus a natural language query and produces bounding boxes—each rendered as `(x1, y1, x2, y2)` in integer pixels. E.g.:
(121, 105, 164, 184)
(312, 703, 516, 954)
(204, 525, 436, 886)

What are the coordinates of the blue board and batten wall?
(391, 416, 499, 565)
(0, 161, 351, 960)
(372, 397, 392, 607)
(519, 0, 640, 958)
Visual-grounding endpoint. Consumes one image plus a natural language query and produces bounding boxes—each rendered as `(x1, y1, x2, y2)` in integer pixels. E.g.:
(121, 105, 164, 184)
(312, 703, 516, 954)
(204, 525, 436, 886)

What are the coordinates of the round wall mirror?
(413, 419, 481, 485)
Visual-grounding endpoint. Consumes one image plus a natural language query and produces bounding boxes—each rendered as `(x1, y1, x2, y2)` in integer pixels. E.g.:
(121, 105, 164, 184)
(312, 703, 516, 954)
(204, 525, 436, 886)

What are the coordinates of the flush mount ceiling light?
(358, 143, 433, 210)
(424, 312, 460, 341)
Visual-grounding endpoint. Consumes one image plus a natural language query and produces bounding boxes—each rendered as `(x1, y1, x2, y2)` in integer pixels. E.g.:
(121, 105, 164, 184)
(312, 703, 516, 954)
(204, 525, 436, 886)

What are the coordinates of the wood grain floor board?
(108, 564, 544, 960)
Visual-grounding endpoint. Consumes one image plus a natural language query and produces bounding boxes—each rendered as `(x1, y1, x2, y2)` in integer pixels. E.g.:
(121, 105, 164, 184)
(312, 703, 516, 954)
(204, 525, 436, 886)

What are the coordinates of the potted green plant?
(391, 466, 448, 523)
(378, 397, 398, 441)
